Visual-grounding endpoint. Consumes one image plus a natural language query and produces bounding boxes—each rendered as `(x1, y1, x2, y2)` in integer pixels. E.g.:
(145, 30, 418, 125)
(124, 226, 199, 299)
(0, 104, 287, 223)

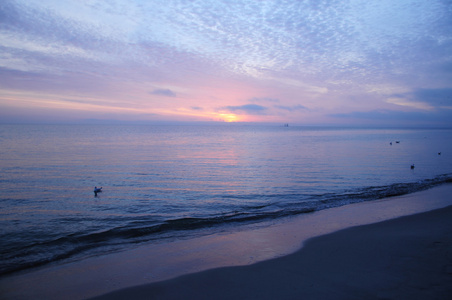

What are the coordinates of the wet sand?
(1, 184, 452, 299)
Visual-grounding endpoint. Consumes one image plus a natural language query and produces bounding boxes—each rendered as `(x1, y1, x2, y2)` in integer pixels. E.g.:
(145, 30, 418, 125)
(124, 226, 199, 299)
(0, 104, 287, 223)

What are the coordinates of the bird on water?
(94, 186, 102, 196)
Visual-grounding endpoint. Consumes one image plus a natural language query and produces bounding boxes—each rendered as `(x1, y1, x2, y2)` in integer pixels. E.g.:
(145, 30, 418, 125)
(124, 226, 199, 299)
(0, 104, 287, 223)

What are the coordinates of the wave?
(1, 174, 451, 276)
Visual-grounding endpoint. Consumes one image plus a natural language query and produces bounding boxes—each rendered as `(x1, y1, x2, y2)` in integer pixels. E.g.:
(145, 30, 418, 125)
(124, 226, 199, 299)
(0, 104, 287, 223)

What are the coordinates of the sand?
(92, 205, 452, 300)
(1, 184, 452, 299)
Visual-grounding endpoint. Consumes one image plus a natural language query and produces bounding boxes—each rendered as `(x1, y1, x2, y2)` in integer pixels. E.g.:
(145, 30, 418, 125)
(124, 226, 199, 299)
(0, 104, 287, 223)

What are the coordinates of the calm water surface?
(0, 125, 451, 275)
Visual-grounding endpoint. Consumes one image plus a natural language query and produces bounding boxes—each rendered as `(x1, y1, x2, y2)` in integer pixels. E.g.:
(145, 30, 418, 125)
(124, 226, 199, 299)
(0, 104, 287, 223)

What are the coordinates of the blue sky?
(1, 0, 452, 126)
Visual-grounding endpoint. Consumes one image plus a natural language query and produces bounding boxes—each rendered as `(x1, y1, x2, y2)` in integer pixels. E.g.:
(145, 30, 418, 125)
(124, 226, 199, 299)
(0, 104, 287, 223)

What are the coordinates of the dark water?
(0, 124, 451, 276)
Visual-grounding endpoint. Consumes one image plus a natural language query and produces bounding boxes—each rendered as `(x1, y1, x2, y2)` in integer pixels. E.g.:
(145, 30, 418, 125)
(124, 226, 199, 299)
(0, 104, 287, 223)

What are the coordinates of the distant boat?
(284, 123, 289, 127)
(396, 141, 400, 143)
(410, 164, 415, 169)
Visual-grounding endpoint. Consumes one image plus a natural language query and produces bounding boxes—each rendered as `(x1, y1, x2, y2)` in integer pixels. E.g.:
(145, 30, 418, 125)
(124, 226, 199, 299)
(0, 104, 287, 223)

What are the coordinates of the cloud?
(248, 97, 279, 103)
(1, 0, 452, 125)
(330, 109, 452, 126)
(386, 88, 452, 110)
(275, 104, 307, 112)
(150, 89, 176, 97)
(412, 88, 452, 108)
(222, 104, 268, 115)
(438, 62, 452, 74)
(331, 110, 416, 121)
(385, 97, 434, 111)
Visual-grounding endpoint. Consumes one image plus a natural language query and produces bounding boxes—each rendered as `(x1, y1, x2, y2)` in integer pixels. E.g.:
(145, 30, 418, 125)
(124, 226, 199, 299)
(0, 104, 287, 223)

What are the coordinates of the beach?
(93, 204, 452, 300)
(0, 184, 451, 299)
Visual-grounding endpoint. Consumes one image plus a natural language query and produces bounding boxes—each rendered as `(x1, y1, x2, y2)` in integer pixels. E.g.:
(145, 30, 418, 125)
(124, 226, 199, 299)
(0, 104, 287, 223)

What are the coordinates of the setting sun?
(218, 113, 239, 122)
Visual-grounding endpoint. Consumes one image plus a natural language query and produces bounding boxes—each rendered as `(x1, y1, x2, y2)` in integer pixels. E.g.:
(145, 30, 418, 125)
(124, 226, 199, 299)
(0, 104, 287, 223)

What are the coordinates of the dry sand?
(1, 184, 452, 299)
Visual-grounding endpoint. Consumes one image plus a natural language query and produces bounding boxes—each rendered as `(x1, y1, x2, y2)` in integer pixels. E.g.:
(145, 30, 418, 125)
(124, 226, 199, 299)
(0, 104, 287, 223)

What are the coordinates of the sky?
(1, 0, 452, 126)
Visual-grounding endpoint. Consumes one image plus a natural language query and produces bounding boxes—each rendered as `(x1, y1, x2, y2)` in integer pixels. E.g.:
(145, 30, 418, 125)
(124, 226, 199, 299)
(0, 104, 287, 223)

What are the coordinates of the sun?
(218, 113, 239, 122)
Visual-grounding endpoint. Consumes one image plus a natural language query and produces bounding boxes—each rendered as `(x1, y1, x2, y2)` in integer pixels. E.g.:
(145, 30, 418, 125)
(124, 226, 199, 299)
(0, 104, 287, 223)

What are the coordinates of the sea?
(1, 124, 451, 276)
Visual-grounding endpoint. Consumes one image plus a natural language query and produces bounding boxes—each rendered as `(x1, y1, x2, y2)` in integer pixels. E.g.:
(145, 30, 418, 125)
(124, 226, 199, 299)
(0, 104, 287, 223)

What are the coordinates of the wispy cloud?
(330, 109, 452, 126)
(275, 104, 308, 112)
(150, 89, 177, 97)
(386, 88, 452, 111)
(1, 0, 451, 125)
(222, 104, 268, 115)
(249, 97, 279, 103)
(412, 88, 452, 109)
(386, 97, 434, 111)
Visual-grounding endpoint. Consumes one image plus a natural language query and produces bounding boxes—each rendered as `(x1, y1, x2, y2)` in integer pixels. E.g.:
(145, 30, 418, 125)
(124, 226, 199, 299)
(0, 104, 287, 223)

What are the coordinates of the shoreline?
(1, 184, 452, 299)
(92, 202, 452, 299)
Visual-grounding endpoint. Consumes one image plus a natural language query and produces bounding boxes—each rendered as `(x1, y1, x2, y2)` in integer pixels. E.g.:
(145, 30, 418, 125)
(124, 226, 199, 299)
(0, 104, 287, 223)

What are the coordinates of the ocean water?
(0, 124, 451, 276)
